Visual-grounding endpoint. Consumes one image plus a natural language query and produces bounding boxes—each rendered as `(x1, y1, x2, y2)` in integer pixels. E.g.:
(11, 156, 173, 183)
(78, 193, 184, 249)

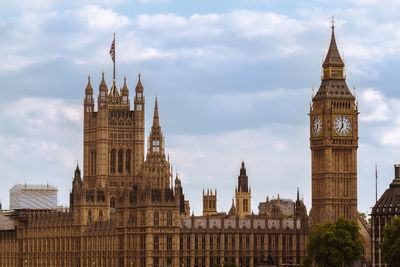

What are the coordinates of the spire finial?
(331, 15, 335, 29)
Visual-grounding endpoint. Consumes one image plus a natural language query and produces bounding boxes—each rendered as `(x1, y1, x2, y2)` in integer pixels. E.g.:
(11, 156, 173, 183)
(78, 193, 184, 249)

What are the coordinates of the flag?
(109, 39, 115, 62)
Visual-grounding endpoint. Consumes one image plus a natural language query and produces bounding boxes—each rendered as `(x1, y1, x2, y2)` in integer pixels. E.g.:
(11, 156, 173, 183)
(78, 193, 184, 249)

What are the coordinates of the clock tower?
(310, 22, 358, 225)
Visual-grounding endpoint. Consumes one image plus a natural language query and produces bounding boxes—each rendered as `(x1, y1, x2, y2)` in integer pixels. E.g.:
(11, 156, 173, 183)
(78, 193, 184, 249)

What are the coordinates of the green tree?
(380, 216, 400, 267)
(307, 217, 363, 267)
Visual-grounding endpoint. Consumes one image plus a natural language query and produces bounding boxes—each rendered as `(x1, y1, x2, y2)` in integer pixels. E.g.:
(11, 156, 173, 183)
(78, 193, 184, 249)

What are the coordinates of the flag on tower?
(109, 39, 115, 62)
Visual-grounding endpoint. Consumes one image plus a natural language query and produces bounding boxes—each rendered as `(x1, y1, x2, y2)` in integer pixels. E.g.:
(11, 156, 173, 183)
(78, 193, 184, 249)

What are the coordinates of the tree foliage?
(380, 216, 400, 267)
(307, 217, 363, 267)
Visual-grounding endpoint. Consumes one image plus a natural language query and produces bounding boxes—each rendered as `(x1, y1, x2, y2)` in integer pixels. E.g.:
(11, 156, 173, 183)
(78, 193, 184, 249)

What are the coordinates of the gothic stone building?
(0, 72, 308, 267)
(0, 24, 362, 267)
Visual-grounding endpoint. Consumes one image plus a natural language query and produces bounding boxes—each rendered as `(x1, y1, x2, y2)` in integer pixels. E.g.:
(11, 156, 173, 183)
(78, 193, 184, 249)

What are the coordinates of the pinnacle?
(99, 71, 108, 91)
(322, 26, 344, 68)
(152, 96, 160, 128)
(85, 74, 93, 93)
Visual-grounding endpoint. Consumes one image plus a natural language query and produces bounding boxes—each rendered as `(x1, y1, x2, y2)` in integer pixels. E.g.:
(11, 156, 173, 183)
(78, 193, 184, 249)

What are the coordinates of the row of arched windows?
(110, 149, 132, 174)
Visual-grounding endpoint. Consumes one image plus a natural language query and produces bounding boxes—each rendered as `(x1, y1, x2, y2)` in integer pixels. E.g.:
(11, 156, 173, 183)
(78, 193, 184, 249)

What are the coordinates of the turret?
(121, 76, 130, 105)
(133, 73, 145, 177)
(84, 75, 94, 113)
(98, 71, 108, 109)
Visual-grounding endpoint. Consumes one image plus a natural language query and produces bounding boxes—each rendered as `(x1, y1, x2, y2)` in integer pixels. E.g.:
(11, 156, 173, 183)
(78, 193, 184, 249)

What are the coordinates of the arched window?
(167, 211, 172, 226)
(154, 211, 159, 226)
(110, 197, 116, 209)
(99, 210, 103, 221)
(88, 210, 92, 223)
(118, 149, 123, 173)
(110, 149, 116, 173)
(126, 149, 131, 173)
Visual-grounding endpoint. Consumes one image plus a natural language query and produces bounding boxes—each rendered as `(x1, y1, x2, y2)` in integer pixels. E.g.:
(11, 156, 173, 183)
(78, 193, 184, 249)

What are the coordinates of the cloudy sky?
(1, 0, 400, 217)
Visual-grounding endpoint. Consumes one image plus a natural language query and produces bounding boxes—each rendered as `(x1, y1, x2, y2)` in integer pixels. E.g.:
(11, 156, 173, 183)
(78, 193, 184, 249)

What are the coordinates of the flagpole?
(375, 164, 378, 203)
(113, 32, 116, 81)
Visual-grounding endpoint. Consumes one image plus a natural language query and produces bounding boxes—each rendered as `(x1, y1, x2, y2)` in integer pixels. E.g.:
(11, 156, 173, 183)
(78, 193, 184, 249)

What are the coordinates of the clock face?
(334, 115, 351, 136)
(312, 116, 322, 136)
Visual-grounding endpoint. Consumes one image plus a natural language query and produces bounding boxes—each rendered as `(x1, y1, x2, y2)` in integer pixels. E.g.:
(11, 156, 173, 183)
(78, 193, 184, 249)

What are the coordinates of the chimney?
(395, 164, 400, 181)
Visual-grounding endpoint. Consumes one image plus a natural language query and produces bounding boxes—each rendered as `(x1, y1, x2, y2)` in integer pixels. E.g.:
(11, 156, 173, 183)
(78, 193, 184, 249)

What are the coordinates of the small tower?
(84, 75, 94, 114)
(98, 71, 108, 110)
(141, 97, 171, 190)
(120, 76, 130, 107)
(235, 161, 252, 218)
(134, 73, 145, 177)
(202, 189, 217, 216)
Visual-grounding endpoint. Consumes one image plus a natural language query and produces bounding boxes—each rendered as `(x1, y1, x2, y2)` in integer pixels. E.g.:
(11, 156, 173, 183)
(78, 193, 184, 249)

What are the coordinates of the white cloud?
(359, 88, 389, 122)
(3, 97, 82, 130)
(381, 127, 400, 146)
(71, 5, 131, 31)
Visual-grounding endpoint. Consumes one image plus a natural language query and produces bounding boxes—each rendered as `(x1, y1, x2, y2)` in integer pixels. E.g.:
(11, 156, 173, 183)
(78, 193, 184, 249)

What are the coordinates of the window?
(100, 91, 105, 99)
(140, 236, 145, 250)
(99, 210, 103, 221)
(88, 210, 92, 223)
(167, 235, 172, 250)
(187, 236, 190, 250)
(118, 149, 123, 173)
(136, 104, 142, 111)
(86, 106, 92, 112)
(110, 149, 116, 173)
(110, 197, 116, 209)
(152, 140, 160, 152)
(153, 257, 159, 267)
(167, 211, 172, 226)
(126, 150, 131, 173)
(195, 236, 198, 250)
(86, 94, 92, 101)
(180, 236, 183, 250)
(154, 212, 159, 226)
(153, 236, 159, 250)
(137, 92, 142, 100)
(123, 96, 128, 104)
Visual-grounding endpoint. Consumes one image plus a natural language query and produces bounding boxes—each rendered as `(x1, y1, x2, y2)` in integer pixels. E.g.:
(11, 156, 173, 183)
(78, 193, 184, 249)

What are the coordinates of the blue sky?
(1, 0, 400, 217)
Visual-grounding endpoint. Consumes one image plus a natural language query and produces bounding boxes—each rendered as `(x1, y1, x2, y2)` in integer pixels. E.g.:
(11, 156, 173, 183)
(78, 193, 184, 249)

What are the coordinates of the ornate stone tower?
(310, 23, 358, 225)
(202, 189, 217, 216)
(235, 161, 251, 218)
(83, 72, 145, 206)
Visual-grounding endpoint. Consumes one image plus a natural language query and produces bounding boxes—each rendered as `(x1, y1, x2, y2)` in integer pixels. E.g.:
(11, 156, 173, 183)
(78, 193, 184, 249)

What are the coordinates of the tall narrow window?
(110, 149, 116, 173)
(153, 236, 159, 250)
(126, 149, 131, 173)
(167, 235, 172, 250)
(88, 210, 92, 223)
(110, 197, 116, 209)
(154, 211, 159, 226)
(167, 211, 172, 226)
(118, 149, 123, 173)
(99, 210, 103, 221)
